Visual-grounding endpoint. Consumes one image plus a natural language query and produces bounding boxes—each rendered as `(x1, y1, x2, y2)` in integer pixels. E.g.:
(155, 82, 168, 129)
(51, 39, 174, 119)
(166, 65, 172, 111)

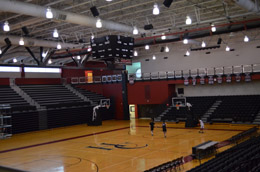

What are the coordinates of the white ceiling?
(0, 0, 259, 66)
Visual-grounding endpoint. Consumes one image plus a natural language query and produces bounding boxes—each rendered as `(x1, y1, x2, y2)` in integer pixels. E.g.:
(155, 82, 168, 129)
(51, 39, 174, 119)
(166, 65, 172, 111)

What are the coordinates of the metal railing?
(129, 63, 260, 81)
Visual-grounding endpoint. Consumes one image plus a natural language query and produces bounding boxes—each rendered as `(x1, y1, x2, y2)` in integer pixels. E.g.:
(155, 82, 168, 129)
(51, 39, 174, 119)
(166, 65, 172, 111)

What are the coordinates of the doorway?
(85, 70, 93, 83)
(129, 104, 136, 119)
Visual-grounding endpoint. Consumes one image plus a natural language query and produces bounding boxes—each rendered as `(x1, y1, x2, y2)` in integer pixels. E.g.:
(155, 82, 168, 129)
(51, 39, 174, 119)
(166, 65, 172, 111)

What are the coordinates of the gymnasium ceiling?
(0, 0, 260, 66)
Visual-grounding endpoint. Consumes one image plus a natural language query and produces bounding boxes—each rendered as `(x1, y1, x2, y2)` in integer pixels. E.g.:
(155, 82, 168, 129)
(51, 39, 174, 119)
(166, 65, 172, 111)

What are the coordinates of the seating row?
(144, 157, 184, 172)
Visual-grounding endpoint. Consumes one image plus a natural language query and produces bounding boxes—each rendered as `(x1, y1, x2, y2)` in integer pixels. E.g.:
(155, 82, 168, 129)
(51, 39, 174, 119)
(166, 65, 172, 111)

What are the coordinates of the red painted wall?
(15, 78, 61, 85)
(0, 78, 10, 85)
(77, 83, 124, 120)
(127, 80, 181, 104)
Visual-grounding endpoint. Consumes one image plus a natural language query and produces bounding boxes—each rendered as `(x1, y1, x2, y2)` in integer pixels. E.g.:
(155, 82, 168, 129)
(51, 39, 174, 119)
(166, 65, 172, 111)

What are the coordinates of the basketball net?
(176, 104, 180, 110)
(106, 105, 110, 109)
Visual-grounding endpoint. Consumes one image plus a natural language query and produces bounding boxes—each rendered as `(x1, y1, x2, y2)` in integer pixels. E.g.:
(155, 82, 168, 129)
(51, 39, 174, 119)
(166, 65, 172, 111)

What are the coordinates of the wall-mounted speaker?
(163, 0, 173, 8)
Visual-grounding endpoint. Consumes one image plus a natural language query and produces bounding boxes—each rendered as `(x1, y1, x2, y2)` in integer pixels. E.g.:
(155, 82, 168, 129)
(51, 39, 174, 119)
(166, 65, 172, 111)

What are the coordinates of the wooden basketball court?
(0, 119, 256, 172)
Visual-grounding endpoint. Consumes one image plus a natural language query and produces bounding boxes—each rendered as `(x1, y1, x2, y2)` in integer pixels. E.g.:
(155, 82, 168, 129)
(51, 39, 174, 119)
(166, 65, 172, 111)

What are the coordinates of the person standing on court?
(150, 119, 155, 136)
(199, 119, 204, 133)
(162, 121, 167, 138)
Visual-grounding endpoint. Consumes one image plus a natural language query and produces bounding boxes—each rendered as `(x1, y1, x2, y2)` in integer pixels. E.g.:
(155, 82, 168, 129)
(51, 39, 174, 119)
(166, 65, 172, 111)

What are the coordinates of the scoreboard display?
(91, 35, 134, 61)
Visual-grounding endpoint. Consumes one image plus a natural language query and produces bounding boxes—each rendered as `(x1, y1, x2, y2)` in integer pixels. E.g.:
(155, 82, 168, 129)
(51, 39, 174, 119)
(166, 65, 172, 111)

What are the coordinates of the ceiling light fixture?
(53, 28, 59, 38)
(48, 59, 52, 64)
(244, 35, 249, 42)
(91, 34, 95, 39)
(42, 51, 47, 58)
(106, 0, 113, 1)
(201, 41, 206, 47)
(134, 50, 138, 56)
(165, 46, 169, 52)
(211, 24, 216, 32)
(77, 55, 81, 60)
(0, 48, 2, 54)
(153, 3, 160, 15)
(57, 43, 61, 49)
(3, 21, 10, 32)
(133, 26, 138, 35)
(19, 37, 24, 45)
(186, 16, 192, 25)
(46, 7, 53, 19)
(152, 55, 156, 60)
(183, 38, 188, 44)
(13, 58, 17, 63)
(96, 18, 102, 28)
(161, 33, 166, 40)
(145, 45, 150, 50)
(225, 46, 230, 51)
(186, 50, 190, 56)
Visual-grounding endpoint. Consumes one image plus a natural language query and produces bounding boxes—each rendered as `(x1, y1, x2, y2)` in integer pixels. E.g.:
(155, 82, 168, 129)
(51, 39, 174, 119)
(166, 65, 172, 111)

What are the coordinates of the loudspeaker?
(4, 38, 11, 45)
(217, 38, 222, 45)
(90, 6, 99, 17)
(22, 26, 29, 36)
(163, 0, 173, 8)
(144, 24, 153, 30)
(160, 47, 165, 52)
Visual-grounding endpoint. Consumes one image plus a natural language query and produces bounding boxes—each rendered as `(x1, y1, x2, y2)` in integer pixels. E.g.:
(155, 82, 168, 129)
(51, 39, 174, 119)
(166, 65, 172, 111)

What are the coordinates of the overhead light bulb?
(42, 51, 47, 58)
(201, 41, 206, 47)
(186, 51, 190, 56)
(145, 45, 150, 50)
(19, 37, 24, 45)
(186, 16, 192, 25)
(165, 46, 169, 52)
(152, 55, 156, 60)
(3, 21, 10, 32)
(53, 28, 59, 38)
(134, 50, 138, 56)
(57, 43, 61, 49)
(48, 59, 52, 64)
(153, 3, 160, 15)
(96, 18, 102, 28)
(13, 58, 17, 63)
(87, 46, 92, 52)
(183, 38, 188, 44)
(211, 24, 216, 32)
(225, 46, 230, 51)
(77, 55, 81, 60)
(133, 26, 138, 35)
(161, 34, 166, 40)
(0, 48, 2, 54)
(46, 7, 53, 19)
(244, 35, 249, 42)
(106, 0, 113, 1)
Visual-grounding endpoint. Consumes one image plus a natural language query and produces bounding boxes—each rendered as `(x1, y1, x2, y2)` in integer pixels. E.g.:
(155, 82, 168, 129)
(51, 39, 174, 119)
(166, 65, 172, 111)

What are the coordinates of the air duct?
(0, 35, 79, 49)
(0, 0, 145, 34)
(234, 0, 259, 13)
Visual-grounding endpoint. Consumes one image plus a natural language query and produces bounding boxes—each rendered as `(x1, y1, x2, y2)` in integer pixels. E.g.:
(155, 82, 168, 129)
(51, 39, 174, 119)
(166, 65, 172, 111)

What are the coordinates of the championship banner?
(184, 77, 189, 86)
(128, 74, 135, 85)
(208, 76, 214, 85)
(235, 74, 241, 82)
(217, 75, 222, 84)
(192, 77, 196, 86)
(245, 73, 251, 82)
(200, 76, 205, 85)
(226, 75, 232, 83)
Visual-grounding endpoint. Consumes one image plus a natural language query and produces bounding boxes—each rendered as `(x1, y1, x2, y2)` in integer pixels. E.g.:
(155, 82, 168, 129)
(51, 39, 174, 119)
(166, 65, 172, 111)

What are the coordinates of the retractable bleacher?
(19, 84, 90, 108)
(187, 135, 260, 172)
(73, 85, 107, 105)
(210, 95, 260, 123)
(161, 96, 216, 121)
(0, 86, 36, 112)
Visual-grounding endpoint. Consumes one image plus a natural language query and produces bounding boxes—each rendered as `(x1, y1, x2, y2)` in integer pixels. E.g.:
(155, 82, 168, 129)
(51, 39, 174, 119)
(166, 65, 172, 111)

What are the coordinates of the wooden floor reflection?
(0, 119, 257, 172)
